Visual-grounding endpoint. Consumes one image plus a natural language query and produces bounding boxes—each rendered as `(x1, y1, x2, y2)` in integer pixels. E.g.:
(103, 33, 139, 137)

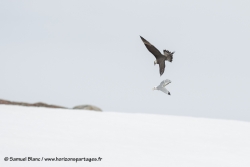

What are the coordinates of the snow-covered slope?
(0, 105, 250, 167)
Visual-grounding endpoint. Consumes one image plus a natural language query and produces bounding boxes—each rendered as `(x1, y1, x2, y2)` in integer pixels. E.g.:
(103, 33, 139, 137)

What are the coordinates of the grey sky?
(1, 0, 250, 121)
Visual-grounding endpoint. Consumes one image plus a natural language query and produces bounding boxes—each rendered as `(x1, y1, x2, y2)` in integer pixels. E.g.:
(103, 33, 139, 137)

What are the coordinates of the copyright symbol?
(4, 157, 8, 161)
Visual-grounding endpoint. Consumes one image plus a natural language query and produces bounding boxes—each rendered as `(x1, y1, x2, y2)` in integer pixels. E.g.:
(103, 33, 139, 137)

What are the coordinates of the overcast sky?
(1, 0, 250, 121)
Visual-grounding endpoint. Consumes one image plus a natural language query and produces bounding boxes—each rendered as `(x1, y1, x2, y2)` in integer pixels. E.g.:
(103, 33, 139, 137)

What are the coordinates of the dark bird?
(140, 36, 174, 76)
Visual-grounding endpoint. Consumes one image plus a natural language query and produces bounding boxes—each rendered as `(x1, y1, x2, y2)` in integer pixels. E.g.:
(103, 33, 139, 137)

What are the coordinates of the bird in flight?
(153, 79, 171, 95)
(140, 36, 174, 76)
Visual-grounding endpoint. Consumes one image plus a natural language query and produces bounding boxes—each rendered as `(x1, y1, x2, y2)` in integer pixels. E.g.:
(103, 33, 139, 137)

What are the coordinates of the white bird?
(153, 79, 171, 95)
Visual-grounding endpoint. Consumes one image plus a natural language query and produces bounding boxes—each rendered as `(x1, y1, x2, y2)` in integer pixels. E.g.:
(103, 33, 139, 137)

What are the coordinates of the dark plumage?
(140, 36, 174, 76)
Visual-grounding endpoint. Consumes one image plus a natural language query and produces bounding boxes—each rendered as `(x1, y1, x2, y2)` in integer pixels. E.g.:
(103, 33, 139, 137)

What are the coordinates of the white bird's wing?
(160, 79, 171, 87)
(159, 87, 171, 95)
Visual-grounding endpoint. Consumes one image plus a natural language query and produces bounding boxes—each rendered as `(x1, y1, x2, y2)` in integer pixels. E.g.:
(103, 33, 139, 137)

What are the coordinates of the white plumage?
(153, 79, 171, 95)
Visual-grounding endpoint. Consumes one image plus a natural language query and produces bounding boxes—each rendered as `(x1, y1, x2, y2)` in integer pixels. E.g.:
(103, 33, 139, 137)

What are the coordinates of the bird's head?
(152, 87, 157, 91)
